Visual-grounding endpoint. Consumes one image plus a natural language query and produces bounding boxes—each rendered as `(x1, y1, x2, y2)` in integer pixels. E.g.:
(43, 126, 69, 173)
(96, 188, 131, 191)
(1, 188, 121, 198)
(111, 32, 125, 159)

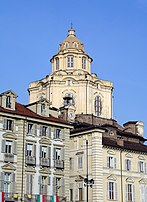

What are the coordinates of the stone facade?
(28, 29, 113, 119)
(0, 90, 72, 202)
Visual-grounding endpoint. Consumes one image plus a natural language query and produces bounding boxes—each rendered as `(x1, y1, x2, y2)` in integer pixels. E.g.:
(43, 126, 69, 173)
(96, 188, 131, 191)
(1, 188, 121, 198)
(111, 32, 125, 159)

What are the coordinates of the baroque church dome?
(58, 29, 85, 53)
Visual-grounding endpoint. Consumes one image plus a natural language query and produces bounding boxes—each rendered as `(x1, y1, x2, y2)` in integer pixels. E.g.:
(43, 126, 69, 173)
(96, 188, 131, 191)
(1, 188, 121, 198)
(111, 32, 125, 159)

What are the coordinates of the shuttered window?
(107, 181, 117, 200)
(126, 184, 135, 202)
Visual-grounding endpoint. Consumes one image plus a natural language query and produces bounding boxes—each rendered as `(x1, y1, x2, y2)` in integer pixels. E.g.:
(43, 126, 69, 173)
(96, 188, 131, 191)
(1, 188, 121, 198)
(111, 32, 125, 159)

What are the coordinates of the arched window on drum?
(55, 57, 59, 70)
(94, 96, 102, 116)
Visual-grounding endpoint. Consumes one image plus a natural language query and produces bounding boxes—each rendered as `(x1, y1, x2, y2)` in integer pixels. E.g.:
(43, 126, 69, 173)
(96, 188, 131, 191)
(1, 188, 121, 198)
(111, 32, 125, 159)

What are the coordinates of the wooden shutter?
(126, 184, 128, 201)
(107, 157, 109, 168)
(34, 125, 37, 136)
(26, 174, 29, 193)
(48, 127, 51, 138)
(11, 173, 16, 193)
(13, 141, 17, 155)
(114, 182, 117, 200)
(34, 145, 36, 157)
(61, 178, 65, 196)
(114, 158, 116, 169)
(61, 148, 65, 160)
(40, 126, 42, 136)
(133, 185, 135, 202)
(53, 177, 56, 195)
(48, 177, 50, 185)
(54, 128, 56, 139)
(0, 172, 4, 192)
(1, 140, 5, 153)
(48, 147, 51, 158)
(40, 146, 42, 158)
(53, 148, 56, 160)
(107, 182, 109, 200)
(3, 119, 7, 130)
(141, 185, 145, 202)
(30, 175, 33, 194)
(62, 129, 65, 139)
(38, 176, 41, 184)
(144, 162, 147, 173)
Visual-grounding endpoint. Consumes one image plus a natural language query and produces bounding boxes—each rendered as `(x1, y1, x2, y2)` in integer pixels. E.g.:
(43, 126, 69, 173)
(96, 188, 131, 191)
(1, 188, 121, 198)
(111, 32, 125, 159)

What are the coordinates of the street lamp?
(84, 140, 94, 202)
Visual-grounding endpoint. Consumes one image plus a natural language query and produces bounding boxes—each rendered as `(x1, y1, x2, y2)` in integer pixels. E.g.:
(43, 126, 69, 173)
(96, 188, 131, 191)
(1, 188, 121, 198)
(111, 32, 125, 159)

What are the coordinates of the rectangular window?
(78, 155, 83, 169)
(126, 184, 135, 201)
(82, 57, 86, 69)
(107, 182, 117, 200)
(107, 156, 116, 169)
(4, 172, 11, 195)
(126, 159, 131, 171)
(140, 184, 147, 202)
(27, 123, 33, 134)
(41, 126, 47, 136)
(5, 141, 12, 154)
(27, 144, 33, 156)
(138, 161, 146, 173)
(26, 174, 32, 194)
(55, 129, 61, 139)
(6, 96, 11, 108)
(67, 56, 74, 68)
(41, 146, 47, 158)
(41, 104, 46, 115)
(3, 119, 13, 131)
(40, 176, 48, 195)
(55, 148, 61, 160)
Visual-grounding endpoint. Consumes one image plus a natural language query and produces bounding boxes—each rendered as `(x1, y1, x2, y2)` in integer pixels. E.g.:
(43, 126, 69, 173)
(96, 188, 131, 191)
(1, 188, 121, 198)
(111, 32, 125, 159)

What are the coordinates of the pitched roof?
(103, 136, 147, 153)
(0, 102, 71, 126)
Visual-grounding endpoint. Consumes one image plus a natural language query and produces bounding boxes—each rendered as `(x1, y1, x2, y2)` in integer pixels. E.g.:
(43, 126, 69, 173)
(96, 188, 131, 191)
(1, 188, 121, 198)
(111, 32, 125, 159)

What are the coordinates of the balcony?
(4, 153, 14, 163)
(26, 156, 36, 165)
(40, 158, 50, 167)
(54, 160, 64, 169)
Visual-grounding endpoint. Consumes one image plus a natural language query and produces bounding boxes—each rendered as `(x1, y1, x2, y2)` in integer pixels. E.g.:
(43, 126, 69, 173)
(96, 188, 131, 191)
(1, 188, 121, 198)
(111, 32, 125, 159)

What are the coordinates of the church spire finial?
(71, 22, 73, 29)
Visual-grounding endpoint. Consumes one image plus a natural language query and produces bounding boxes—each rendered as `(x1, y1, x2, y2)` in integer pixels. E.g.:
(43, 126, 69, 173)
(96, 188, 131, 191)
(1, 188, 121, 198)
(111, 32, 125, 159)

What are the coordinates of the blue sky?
(0, 0, 147, 135)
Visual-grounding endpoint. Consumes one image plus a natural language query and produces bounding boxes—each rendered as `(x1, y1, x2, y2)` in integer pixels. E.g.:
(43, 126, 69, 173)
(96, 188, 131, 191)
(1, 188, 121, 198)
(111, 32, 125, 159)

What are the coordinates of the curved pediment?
(126, 177, 134, 183)
(125, 153, 133, 158)
(2, 163, 16, 171)
(139, 178, 147, 184)
(39, 167, 51, 175)
(52, 70, 68, 76)
(25, 166, 36, 173)
(3, 132, 17, 140)
(107, 175, 117, 181)
(138, 155, 145, 160)
(39, 137, 51, 145)
(107, 149, 116, 155)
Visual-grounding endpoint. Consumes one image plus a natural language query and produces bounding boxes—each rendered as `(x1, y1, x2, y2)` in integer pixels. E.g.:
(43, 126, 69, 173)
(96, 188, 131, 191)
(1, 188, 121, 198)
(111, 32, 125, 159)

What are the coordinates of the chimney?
(123, 121, 137, 134)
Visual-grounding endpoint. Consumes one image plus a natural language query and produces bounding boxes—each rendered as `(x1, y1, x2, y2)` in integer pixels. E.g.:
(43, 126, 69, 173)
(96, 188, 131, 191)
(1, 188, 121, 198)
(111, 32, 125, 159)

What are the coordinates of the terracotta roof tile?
(0, 102, 71, 126)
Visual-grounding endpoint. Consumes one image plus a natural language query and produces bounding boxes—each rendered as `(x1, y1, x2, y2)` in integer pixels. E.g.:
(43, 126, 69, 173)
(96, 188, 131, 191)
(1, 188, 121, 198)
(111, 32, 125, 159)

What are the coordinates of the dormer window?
(64, 42, 68, 48)
(67, 56, 74, 68)
(55, 57, 59, 70)
(74, 42, 78, 48)
(82, 57, 86, 69)
(6, 96, 11, 108)
(41, 103, 46, 115)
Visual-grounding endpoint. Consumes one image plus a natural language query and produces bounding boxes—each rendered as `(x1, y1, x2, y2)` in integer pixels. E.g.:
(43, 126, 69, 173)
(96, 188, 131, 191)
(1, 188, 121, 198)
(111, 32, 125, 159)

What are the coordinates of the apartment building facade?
(0, 90, 72, 202)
